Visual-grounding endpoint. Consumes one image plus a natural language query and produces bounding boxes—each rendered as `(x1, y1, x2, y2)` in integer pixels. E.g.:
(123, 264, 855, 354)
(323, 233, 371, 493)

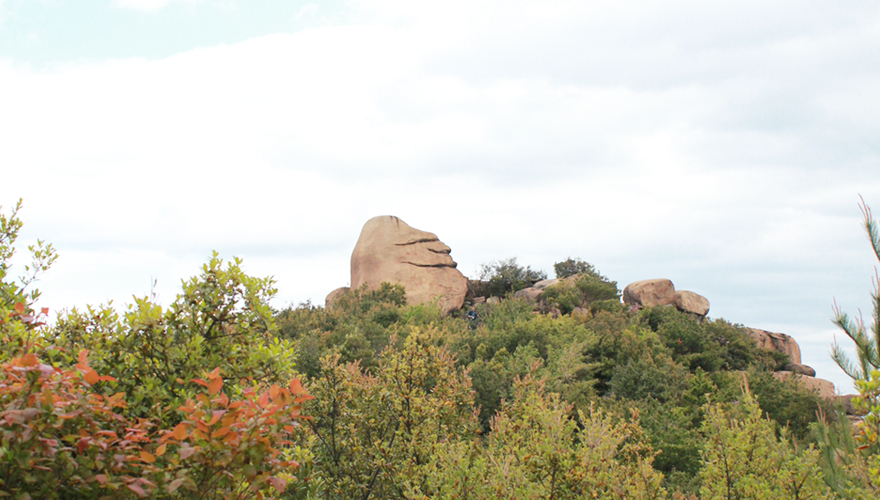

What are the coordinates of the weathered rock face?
(673, 290, 710, 316)
(784, 363, 816, 377)
(324, 287, 350, 310)
(773, 371, 836, 399)
(350, 216, 468, 314)
(623, 279, 676, 308)
(745, 328, 802, 365)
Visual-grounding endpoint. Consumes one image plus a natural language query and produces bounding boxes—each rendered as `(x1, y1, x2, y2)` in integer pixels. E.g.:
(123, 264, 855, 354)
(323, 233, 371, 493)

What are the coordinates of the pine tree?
(832, 196, 880, 381)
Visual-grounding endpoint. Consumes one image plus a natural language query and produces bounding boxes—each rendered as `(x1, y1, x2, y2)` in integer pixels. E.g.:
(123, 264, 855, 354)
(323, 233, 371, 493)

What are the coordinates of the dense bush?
(0, 348, 312, 499)
(419, 372, 667, 499)
(295, 326, 479, 499)
(541, 273, 621, 314)
(0, 202, 310, 499)
(476, 257, 547, 297)
(638, 306, 783, 373)
(43, 254, 297, 427)
(553, 257, 599, 279)
(275, 283, 409, 379)
(699, 382, 832, 499)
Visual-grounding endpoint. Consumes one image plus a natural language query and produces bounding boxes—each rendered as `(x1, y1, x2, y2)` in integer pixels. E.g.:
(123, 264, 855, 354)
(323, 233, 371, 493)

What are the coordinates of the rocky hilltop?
(325, 216, 853, 406)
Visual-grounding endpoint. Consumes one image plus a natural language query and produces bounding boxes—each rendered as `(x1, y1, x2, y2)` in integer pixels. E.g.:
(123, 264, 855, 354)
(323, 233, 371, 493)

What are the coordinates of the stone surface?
(512, 277, 576, 304)
(486, 296, 501, 305)
(673, 290, 710, 316)
(623, 279, 676, 308)
(784, 363, 816, 377)
(350, 216, 468, 314)
(513, 286, 546, 303)
(745, 328, 802, 364)
(324, 287, 350, 310)
(773, 371, 836, 398)
(533, 278, 562, 290)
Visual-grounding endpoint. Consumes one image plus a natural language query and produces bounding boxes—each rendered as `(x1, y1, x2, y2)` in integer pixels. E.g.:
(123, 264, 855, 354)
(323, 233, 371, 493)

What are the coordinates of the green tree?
(553, 257, 602, 280)
(299, 325, 479, 499)
(832, 196, 880, 381)
(0, 201, 309, 499)
(478, 257, 547, 297)
(276, 283, 408, 379)
(541, 273, 620, 314)
(417, 370, 667, 499)
(699, 381, 832, 500)
(845, 372, 880, 496)
(0, 199, 57, 340)
(46, 253, 297, 426)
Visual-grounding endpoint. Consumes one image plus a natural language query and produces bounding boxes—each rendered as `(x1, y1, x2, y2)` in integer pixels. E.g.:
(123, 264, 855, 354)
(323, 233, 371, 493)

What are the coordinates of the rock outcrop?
(745, 328, 802, 365)
(349, 216, 468, 314)
(512, 277, 568, 303)
(623, 279, 676, 308)
(673, 290, 710, 316)
(740, 327, 840, 401)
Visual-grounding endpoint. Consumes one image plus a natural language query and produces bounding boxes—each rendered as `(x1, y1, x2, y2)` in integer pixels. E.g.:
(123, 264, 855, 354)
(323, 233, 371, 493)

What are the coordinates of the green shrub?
(477, 257, 547, 297)
(44, 254, 296, 427)
(639, 306, 774, 373)
(296, 325, 479, 499)
(699, 384, 832, 499)
(421, 372, 667, 499)
(542, 273, 620, 314)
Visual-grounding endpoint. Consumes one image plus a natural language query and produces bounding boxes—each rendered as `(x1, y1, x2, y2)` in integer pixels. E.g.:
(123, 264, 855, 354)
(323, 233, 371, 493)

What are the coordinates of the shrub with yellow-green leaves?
(417, 367, 667, 500)
(299, 325, 479, 499)
(698, 382, 832, 500)
(45, 253, 297, 427)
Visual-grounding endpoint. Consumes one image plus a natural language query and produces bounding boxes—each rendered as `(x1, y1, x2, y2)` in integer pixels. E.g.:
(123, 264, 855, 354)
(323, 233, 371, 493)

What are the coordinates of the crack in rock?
(394, 238, 439, 246)
(403, 261, 458, 269)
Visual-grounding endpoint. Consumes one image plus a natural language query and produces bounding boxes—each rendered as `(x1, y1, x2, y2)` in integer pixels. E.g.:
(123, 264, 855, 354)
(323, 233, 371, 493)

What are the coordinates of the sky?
(1, 0, 879, 394)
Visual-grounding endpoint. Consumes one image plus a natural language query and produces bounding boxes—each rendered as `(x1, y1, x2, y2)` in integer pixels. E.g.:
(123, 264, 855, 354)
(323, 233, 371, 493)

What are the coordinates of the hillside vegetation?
(2, 199, 879, 499)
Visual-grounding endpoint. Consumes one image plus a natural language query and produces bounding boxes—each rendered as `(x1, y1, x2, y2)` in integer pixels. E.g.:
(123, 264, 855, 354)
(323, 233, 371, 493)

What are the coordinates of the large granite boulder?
(745, 328, 802, 365)
(350, 216, 468, 314)
(623, 279, 675, 308)
(673, 290, 710, 316)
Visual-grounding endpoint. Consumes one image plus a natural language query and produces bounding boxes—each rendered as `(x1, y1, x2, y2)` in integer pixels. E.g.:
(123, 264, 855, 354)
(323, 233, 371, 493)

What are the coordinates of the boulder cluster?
(325, 215, 856, 407)
(622, 278, 710, 316)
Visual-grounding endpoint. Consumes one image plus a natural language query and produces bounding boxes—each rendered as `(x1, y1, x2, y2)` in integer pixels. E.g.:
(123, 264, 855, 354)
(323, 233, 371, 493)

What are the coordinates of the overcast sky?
(1, 0, 878, 393)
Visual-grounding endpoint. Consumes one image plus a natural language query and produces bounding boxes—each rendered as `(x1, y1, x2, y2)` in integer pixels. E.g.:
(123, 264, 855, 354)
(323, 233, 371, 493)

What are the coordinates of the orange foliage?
(0, 348, 311, 499)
